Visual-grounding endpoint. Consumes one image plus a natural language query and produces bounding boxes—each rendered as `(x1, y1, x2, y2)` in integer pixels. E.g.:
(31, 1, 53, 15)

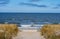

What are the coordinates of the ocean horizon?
(0, 13, 60, 24)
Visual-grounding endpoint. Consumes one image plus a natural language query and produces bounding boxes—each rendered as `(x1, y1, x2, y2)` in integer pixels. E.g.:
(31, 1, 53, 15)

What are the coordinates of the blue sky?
(0, 0, 60, 13)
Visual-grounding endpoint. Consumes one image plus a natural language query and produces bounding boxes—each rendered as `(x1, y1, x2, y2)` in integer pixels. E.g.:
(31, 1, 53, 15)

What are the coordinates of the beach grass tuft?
(40, 24, 60, 39)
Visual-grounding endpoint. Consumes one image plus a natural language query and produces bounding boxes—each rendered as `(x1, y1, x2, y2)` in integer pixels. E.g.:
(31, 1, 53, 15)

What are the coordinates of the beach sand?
(13, 31, 45, 39)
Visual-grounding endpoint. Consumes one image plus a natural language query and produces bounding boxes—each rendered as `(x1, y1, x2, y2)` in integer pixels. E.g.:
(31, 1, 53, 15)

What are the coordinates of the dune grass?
(40, 24, 60, 39)
(0, 24, 19, 39)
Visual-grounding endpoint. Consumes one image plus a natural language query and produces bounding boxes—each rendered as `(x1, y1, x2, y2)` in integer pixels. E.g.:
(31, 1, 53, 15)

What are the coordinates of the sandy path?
(13, 32, 45, 39)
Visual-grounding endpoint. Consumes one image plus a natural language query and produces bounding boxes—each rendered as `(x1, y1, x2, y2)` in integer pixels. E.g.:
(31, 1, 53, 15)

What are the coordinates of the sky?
(0, 0, 60, 13)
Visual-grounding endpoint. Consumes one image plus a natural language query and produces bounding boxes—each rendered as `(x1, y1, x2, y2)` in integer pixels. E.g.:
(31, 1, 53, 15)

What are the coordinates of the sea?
(0, 13, 60, 24)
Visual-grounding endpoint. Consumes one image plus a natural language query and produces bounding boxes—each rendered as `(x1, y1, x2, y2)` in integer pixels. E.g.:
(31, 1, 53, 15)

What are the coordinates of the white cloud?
(0, 0, 60, 13)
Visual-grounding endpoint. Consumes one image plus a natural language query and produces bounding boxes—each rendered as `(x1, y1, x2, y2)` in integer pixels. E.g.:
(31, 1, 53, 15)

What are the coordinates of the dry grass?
(0, 24, 19, 39)
(40, 24, 60, 39)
